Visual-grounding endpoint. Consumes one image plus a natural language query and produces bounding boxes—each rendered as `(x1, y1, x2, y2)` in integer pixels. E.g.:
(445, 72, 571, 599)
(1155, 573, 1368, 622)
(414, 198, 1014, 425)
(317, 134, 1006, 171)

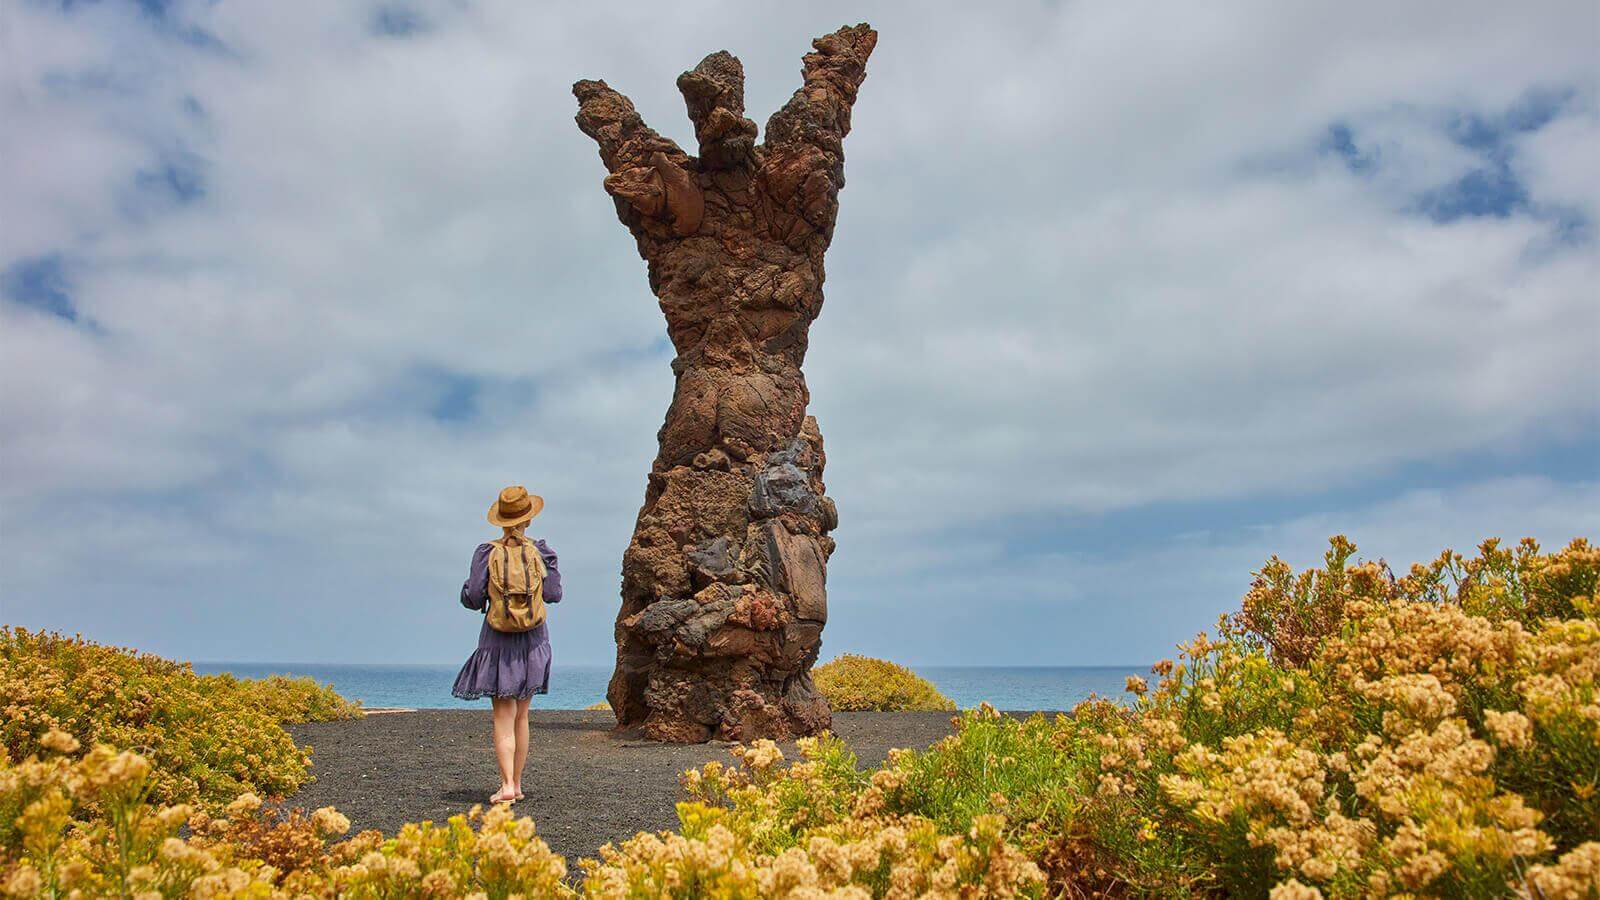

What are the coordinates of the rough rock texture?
(573, 24, 876, 742)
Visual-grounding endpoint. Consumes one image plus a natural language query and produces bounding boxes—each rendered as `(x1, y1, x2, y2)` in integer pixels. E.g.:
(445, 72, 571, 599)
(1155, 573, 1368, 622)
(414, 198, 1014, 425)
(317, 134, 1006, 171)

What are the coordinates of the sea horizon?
(192, 661, 1147, 711)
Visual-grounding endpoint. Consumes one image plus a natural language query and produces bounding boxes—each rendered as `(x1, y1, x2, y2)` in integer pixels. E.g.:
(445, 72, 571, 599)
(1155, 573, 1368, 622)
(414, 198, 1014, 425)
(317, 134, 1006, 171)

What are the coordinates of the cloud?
(0, 0, 1595, 667)
(834, 476, 1600, 667)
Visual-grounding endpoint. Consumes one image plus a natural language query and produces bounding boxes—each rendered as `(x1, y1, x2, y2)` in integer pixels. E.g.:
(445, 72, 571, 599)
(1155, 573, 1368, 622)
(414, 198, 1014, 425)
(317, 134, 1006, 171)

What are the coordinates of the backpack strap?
(520, 542, 532, 594)
(502, 539, 512, 594)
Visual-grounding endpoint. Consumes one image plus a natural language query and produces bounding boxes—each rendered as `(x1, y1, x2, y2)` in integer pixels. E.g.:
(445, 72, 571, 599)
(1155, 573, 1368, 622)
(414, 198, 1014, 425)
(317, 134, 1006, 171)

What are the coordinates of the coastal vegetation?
(0, 628, 360, 810)
(2, 536, 1596, 897)
(813, 654, 957, 712)
(703, 537, 1599, 896)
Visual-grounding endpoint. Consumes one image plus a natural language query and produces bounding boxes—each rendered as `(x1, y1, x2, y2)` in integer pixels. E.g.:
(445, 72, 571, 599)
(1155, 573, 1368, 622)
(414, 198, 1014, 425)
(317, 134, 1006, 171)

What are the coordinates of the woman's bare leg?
(512, 697, 532, 797)
(490, 697, 517, 802)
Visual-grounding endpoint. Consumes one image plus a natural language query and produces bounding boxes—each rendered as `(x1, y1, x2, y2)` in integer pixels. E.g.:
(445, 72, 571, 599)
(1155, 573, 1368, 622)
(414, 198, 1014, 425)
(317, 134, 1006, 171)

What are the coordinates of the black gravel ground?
(286, 709, 962, 864)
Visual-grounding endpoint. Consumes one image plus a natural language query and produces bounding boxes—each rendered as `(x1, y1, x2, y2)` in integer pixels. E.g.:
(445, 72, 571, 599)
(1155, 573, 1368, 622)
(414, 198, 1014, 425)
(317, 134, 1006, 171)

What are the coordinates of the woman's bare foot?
(489, 785, 517, 804)
(513, 784, 524, 800)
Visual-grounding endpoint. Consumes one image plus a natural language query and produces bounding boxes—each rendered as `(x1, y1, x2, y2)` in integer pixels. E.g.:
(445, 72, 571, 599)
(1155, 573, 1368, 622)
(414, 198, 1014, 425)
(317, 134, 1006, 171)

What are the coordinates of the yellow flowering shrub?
(2, 536, 1594, 898)
(680, 537, 1598, 897)
(652, 736, 1044, 897)
(1233, 535, 1388, 667)
(213, 672, 365, 724)
(0, 628, 359, 810)
(813, 655, 957, 712)
(0, 739, 572, 898)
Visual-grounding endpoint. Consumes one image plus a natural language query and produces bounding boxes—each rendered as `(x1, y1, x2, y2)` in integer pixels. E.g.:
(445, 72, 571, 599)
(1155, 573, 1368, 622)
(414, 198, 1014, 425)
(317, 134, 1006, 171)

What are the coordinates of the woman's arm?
(460, 543, 492, 610)
(534, 539, 562, 603)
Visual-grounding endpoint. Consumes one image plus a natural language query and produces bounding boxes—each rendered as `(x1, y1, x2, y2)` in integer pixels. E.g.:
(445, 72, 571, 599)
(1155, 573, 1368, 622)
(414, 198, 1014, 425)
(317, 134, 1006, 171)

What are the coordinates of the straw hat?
(487, 485, 544, 527)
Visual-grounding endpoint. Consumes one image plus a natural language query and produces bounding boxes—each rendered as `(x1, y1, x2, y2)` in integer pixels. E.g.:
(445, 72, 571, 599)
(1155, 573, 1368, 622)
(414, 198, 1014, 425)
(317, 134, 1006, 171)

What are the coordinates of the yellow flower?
(420, 869, 456, 896)
(1, 865, 42, 898)
(311, 806, 351, 837)
(78, 746, 152, 793)
(38, 728, 80, 755)
(1526, 842, 1600, 899)
(1483, 709, 1534, 750)
(1269, 878, 1324, 899)
(225, 792, 262, 816)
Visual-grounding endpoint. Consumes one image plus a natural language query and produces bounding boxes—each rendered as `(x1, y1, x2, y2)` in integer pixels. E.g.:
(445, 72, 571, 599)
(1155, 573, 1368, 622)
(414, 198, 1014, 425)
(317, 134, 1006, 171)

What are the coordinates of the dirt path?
(287, 710, 961, 864)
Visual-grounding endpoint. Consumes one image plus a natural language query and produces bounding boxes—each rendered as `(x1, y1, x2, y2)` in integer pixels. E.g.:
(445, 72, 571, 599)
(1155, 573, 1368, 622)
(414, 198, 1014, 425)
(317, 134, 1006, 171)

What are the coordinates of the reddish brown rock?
(574, 24, 876, 742)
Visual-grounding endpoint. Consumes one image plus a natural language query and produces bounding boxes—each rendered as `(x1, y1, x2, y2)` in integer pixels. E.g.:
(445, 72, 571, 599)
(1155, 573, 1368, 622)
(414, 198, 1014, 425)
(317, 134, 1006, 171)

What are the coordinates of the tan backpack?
(486, 536, 547, 633)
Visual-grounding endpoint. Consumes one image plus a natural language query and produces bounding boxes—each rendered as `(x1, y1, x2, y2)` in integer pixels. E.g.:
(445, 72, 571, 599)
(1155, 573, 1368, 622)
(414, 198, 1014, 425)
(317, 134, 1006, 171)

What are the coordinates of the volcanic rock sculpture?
(573, 24, 876, 741)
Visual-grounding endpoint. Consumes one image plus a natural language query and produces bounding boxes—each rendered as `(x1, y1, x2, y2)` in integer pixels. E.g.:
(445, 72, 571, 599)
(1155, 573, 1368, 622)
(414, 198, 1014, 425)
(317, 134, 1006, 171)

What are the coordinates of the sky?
(1, 0, 1596, 668)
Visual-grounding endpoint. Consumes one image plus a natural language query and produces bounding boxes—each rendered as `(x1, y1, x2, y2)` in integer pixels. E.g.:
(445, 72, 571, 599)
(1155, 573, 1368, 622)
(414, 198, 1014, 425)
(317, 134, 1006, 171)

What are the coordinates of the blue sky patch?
(1449, 86, 1574, 151)
(372, 5, 428, 38)
(2, 254, 77, 321)
(135, 149, 207, 206)
(1415, 165, 1527, 222)
(1299, 87, 1586, 229)
(54, 0, 228, 52)
(1414, 86, 1578, 224)
(1319, 123, 1379, 175)
(427, 370, 483, 423)
(40, 67, 132, 99)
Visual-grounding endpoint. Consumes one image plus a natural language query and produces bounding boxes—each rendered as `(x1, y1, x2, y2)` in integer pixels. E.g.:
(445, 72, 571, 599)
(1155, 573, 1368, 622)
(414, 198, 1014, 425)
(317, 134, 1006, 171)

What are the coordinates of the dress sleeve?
(534, 539, 562, 603)
(460, 543, 492, 611)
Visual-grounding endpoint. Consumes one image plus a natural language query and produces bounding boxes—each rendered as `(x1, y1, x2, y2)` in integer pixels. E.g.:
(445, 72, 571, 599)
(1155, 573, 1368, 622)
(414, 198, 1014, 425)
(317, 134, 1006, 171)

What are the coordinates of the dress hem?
(451, 686, 550, 701)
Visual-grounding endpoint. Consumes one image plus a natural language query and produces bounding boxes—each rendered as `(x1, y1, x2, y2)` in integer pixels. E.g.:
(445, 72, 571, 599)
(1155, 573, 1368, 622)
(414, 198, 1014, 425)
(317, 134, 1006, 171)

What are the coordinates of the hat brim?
(487, 494, 543, 527)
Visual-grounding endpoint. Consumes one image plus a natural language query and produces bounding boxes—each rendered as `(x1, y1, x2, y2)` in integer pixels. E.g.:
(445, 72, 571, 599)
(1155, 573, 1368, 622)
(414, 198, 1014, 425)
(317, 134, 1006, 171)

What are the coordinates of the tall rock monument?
(573, 24, 876, 741)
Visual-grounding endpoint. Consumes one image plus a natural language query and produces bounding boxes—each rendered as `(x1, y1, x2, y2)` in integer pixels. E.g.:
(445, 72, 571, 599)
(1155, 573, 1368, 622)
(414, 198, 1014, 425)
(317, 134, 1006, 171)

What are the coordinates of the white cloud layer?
(1, 0, 1595, 666)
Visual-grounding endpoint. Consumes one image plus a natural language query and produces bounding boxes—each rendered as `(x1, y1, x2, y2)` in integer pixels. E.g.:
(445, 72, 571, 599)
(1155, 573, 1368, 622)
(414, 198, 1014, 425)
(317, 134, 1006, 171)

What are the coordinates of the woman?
(453, 485, 562, 804)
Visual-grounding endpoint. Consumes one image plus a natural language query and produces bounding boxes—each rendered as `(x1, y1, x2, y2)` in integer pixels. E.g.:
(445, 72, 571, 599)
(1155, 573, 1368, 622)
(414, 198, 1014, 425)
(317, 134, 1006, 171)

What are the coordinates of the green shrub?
(813, 654, 956, 712)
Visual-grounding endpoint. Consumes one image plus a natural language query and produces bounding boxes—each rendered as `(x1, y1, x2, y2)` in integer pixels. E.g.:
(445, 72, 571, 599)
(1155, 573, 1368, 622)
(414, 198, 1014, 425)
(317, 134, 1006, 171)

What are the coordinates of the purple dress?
(452, 538, 562, 701)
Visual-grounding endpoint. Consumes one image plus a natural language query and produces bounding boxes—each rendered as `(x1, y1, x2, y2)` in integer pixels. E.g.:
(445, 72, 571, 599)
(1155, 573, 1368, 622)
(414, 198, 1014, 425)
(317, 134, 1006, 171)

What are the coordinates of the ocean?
(191, 662, 1142, 711)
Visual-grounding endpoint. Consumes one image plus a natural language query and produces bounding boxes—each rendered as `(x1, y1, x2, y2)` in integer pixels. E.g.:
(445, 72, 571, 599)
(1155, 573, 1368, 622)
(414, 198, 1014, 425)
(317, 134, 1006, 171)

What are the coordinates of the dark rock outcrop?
(574, 25, 876, 741)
